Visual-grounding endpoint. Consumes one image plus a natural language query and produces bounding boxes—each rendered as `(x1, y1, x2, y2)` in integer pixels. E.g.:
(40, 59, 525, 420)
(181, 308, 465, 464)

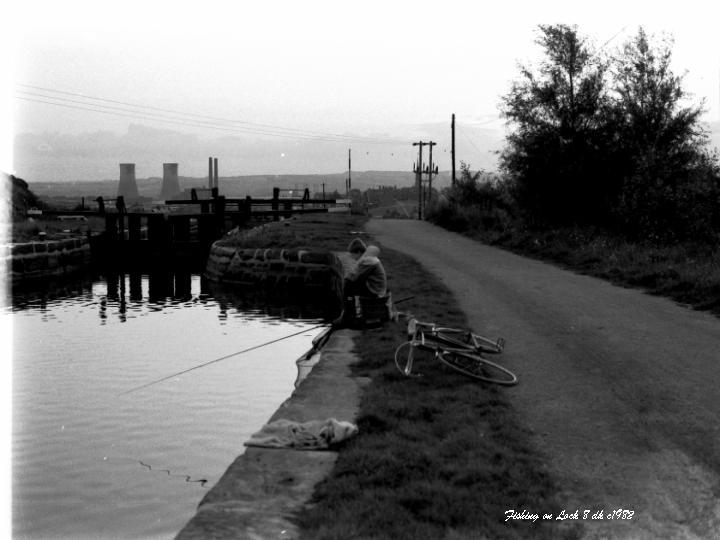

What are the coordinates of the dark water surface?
(10, 272, 327, 539)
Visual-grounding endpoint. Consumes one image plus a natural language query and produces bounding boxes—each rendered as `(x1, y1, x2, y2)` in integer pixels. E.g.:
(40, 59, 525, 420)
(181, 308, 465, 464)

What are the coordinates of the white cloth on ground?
(243, 418, 359, 450)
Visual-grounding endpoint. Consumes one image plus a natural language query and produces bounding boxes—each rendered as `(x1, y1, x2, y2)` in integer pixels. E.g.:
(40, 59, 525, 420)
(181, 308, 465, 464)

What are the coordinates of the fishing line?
(138, 461, 208, 487)
(119, 324, 328, 396)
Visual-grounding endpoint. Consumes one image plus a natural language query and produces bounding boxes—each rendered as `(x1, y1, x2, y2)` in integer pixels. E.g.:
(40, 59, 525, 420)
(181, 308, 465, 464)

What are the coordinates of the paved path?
(368, 219, 720, 539)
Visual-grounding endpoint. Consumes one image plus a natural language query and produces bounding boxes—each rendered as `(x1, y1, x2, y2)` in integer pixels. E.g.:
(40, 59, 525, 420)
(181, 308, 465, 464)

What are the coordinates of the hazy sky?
(3, 0, 720, 180)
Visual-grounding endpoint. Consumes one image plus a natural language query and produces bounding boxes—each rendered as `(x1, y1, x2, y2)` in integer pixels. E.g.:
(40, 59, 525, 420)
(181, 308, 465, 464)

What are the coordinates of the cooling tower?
(160, 163, 180, 200)
(117, 163, 139, 200)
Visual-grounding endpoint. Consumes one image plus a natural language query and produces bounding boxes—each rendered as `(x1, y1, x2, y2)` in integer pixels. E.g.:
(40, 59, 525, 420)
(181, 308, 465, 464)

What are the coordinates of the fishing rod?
(119, 324, 329, 396)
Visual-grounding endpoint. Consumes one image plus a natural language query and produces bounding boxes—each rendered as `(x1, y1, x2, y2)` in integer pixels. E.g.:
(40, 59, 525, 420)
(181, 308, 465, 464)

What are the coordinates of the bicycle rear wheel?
(438, 350, 517, 385)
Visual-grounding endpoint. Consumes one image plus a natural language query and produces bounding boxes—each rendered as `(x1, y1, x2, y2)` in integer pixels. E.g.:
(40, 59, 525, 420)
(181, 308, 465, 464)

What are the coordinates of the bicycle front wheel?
(438, 350, 518, 386)
(394, 340, 417, 377)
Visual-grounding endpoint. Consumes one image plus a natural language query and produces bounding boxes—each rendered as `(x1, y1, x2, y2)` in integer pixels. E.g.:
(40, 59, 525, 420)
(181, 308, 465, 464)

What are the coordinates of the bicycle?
(394, 318, 517, 385)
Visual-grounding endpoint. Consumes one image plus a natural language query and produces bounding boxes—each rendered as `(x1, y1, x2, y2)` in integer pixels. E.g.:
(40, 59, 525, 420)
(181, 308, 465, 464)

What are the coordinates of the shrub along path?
(361, 218, 720, 539)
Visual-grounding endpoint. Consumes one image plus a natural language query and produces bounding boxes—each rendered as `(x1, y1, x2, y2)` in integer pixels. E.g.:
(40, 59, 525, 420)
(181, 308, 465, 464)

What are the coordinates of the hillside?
(27, 170, 453, 202)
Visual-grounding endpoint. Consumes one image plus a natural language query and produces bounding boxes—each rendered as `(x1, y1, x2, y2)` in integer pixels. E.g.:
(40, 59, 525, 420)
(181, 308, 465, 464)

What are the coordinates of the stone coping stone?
(175, 329, 369, 540)
(8, 236, 89, 256)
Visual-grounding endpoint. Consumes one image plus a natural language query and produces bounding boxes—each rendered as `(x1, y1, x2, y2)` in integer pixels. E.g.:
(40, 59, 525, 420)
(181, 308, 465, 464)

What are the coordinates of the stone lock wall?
(6, 237, 92, 283)
(205, 243, 344, 303)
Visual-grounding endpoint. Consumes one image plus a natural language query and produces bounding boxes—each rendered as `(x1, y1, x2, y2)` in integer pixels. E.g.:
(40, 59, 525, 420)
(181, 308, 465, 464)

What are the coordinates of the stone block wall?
(5, 237, 92, 283)
(205, 243, 344, 304)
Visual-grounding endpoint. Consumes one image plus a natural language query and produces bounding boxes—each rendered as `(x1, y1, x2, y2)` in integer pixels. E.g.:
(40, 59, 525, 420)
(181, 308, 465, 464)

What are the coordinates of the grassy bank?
(300, 244, 578, 539)
(226, 214, 578, 538)
(8, 216, 106, 242)
(218, 214, 364, 250)
(429, 213, 720, 318)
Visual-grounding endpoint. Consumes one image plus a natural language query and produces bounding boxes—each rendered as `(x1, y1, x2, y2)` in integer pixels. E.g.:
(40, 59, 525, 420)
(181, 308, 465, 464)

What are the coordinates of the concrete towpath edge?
(175, 328, 368, 540)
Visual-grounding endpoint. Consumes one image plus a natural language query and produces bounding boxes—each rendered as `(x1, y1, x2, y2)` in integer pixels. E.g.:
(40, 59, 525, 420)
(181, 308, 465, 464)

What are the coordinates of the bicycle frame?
(407, 318, 505, 355)
(395, 318, 515, 384)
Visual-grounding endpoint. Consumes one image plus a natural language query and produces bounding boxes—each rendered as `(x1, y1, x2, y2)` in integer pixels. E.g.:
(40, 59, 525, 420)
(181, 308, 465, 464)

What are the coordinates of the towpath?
(367, 218, 720, 539)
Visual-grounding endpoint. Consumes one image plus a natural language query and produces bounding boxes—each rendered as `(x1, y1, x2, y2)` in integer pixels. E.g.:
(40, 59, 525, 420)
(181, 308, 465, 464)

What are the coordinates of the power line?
(15, 92, 359, 142)
(598, 25, 629, 52)
(15, 95, 365, 143)
(17, 83, 399, 143)
(456, 124, 484, 156)
(458, 117, 502, 127)
(15, 84, 404, 145)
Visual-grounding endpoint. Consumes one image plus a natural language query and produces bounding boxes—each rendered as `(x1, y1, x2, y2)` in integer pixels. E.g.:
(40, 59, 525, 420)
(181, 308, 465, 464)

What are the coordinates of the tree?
(610, 27, 717, 239)
(500, 24, 611, 225)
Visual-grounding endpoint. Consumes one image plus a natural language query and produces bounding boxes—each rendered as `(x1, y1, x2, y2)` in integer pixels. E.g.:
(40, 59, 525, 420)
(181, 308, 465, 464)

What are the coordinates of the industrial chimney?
(160, 163, 180, 200)
(117, 163, 139, 201)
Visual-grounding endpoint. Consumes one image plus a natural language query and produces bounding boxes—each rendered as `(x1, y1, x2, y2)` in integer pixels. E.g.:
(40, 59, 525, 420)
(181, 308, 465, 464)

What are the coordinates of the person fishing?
(344, 244, 387, 298)
(347, 237, 367, 260)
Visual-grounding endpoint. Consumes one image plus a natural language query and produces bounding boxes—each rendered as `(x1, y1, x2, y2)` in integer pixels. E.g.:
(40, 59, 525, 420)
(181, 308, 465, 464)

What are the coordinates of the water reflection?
(11, 270, 336, 325)
(11, 271, 330, 539)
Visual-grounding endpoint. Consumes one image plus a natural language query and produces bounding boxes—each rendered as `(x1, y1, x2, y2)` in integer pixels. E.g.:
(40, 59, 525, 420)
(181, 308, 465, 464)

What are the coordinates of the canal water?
(9, 271, 329, 539)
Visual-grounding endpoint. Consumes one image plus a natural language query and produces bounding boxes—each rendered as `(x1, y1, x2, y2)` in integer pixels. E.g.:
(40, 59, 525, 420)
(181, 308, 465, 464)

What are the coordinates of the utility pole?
(413, 142, 423, 219)
(451, 113, 456, 185)
(347, 149, 352, 196)
(412, 141, 436, 219)
(428, 142, 437, 205)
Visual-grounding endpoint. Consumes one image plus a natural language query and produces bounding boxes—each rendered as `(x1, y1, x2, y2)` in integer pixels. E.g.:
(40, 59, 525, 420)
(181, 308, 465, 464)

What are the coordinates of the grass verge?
(291, 218, 580, 539)
(8, 216, 106, 242)
(433, 221, 720, 318)
(218, 214, 364, 250)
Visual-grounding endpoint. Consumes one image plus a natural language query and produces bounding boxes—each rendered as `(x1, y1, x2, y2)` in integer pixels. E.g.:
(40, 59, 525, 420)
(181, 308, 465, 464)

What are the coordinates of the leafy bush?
(498, 24, 720, 242)
(427, 163, 517, 234)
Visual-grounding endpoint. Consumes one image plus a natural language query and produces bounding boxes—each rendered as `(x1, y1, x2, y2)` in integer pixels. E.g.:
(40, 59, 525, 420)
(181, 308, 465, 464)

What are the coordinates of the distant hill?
(13, 122, 503, 183)
(13, 120, 719, 186)
(28, 170, 455, 202)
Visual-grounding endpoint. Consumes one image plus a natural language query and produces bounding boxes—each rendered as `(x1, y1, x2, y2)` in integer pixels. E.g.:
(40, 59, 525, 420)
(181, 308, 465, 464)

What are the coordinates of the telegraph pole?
(451, 113, 456, 185)
(348, 149, 352, 196)
(425, 143, 433, 204)
(413, 142, 424, 219)
(412, 141, 436, 219)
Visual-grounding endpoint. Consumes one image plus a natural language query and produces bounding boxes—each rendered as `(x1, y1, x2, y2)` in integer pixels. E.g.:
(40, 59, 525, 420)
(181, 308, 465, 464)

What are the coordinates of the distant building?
(117, 163, 140, 201)
(160, 163, 181, 200)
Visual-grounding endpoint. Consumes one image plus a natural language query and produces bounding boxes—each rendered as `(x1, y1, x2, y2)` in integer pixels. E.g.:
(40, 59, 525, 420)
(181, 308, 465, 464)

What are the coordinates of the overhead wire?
(596, 25, 629, 55)
(15, 93, 363, 143)
(15, 84, 404, 145)
(456, 122, 485, 157)
(460, 116, 502, 127)
(16, 84, 399, 143)
(18, 83, 355, 137)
